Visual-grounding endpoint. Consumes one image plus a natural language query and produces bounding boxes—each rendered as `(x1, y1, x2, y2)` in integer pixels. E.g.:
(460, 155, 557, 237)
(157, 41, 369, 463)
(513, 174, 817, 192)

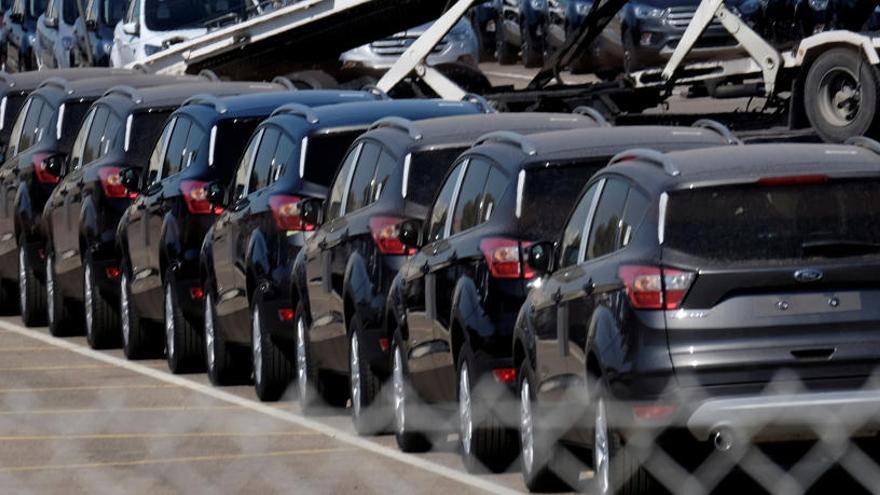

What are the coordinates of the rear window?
(0, 94, 27, 144)
(126, 110, 173, 165)
(664, 180, 880, 264)
(302, 130, 364, 186)
(213, 118, 261, 176)
(406, 147, 466, 208)
(519, 161, 604, 240)
(58, 101, 90, 152)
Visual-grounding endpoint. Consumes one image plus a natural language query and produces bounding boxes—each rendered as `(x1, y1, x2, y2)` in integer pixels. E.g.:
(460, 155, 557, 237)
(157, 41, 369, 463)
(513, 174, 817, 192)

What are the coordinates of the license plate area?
(753, 292, 861, 317)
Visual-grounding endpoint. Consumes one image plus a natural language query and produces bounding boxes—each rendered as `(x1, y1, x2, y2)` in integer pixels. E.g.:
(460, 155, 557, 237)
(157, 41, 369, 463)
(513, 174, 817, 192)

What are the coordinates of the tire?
(120, 271, 159, 359)
(521, 24, 543, 68)
(204, 292, 239, 385)
(496, 25, 518, 65)
(804, 47, 880, 143)
(164, 273, 204, 373)
(46, 252, 78, 336)
(296, 303, 348, 414)
(458, 344, 518, 474)
(84, 254, 120, 349)
(391, 327, 432, 452)
(252, 302, 294, 401)
(18, 240, 46, 327)
(349, 315, 386, 435)
(286, 70, 338, 89)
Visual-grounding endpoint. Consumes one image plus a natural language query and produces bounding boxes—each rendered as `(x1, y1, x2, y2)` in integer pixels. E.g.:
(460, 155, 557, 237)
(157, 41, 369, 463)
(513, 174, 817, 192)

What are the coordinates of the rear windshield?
(127, 110, 173, 165)
(664, 180, 880, 264)
(406, 147, 466, 208)
(520, 161, 605, 240)
(302, 130, 364, 186)
(212, 117, 261, 176)
(144, 0, 246, 31)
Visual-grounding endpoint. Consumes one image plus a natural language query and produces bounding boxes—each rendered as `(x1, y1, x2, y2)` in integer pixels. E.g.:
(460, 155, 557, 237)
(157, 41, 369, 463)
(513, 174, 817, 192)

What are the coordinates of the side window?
(16, 98, 44, 152)
(586, 178, 629, 260)
(270, 133, 295, 183)
(344, 141, 380, 213)
(426, 160, 465, 243)
(80, 106, 109, 165)
(326, 144, 360, 222)
(7, 98, 32, 156)
(451, 157, 491, 234)
(124, 0, 138, 23)
(248, 127, 279, 193)
(146, 116, 175, 186)
(232, 128, 262, 201)
(370, 150, 397, 204)
(33, 100, 56, 145)
(558, 182, 600, 269)
(161, 117, 190, 178)
(479, 166, 508, 224)
(619, 187, 649, 248)
(69, 106, 97, 170)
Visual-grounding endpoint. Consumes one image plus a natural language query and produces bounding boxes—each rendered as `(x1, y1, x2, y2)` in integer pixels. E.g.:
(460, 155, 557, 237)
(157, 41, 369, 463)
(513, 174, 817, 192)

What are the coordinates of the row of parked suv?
(3, 67, 880, 494)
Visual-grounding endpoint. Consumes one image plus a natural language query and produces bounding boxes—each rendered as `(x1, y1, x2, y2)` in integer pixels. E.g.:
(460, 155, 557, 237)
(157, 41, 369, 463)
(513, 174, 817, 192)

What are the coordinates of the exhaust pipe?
(712, 428, 733, 452)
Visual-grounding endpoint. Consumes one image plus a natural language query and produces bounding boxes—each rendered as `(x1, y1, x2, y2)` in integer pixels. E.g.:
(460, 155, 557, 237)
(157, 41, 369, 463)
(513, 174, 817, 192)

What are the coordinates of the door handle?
(552, 288, 562, 303)
(421, 262, 429, 274)
(583, 278, 595, 295)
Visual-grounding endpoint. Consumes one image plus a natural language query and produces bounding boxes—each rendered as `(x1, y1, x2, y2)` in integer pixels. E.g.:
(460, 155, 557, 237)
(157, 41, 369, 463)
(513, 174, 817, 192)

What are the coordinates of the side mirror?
(85, 18, 97, 31)
(298, 197, 324, 228)
(43, 16, 58, 28)
(206, 181, 227, 207)
(526, 241, 555, 275)
(122, 22, 139, 36)
(42, 153, 66, 178)
(397, 219, 424, 250)
(9, 12, 22, 23)
(120, 167, 141, 193)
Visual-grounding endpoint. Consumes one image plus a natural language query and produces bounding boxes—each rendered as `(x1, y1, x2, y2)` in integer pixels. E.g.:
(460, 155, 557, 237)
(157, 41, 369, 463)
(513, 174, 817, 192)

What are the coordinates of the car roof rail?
(572, 106, 610, 126)
(691, 118, 742, 145)
(269, 102, 319, 123)
(474, 131, 537, 156)
(183, 93, 228, 113)
(39, 77, 74, 94)
(102, 85, 144, 104)
(272, 76, 297, 90)
(368, 117, 422, 140)
(845, 136, 880, 156)
(362, 85, 390, 100)
(609, 148, 680, 176)
(198, 69, 221, 81)
(462, 93, 494, 113)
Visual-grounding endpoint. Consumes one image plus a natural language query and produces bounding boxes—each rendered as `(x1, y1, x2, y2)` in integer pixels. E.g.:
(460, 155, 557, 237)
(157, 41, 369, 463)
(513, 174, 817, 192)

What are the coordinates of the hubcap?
(393, 345, 406, 436)
(164, 285, 175, 361)
(819, 67, 861, 126)
(459, 363, 472, 455)
(84, 263, 94, 340)
(204, 294, 215, 372)
(120, 274, 130, 348)
(350, 332, 361, 418)
(594, 397, 610, 495)
(18, 247, 27, 312)
(296, 316, 308, 400)
(46, 256, 55, 326)
(252, 307, 262, 385)
(521, 378, 534, 475)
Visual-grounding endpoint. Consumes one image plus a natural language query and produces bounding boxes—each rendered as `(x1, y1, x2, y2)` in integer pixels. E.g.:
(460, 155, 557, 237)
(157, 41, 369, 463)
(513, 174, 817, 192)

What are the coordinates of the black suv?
(42, 81, 280, 349)
(515, 139, 880, 493)
(292, 111, 604, 431)
(116, 89, 382, 374)
(0, 73, 196, 326)
(385, 123, 738, 473)
(200, 98, 487, 395)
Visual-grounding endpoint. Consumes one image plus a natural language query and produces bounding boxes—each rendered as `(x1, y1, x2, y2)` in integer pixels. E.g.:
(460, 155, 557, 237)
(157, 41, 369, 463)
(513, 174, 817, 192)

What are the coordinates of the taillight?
(33, 153, 57, 184)
(369, 216, 412, 255)
(757, 174, 829, 186)
(492, 368, 517, 384)
(479, 238, 534, 279)
(181, 180, 215, 215)
(97, 166, 130, 198)
(269, 195, 311, 232)
(618, 265, 695, 310)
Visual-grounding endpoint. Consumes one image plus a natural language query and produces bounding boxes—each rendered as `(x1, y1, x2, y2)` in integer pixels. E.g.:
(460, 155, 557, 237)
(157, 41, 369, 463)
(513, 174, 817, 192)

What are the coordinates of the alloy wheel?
(46, 256, 55, 327)
(520, 377, 534, 476)
(120, 274, 131, 348)
(296, 316, 308, 400)
(594, 397, 610, 495)
(164, 285, 175, 362)
(204, 294, 215, 372)
(350, 332, 361, 419)
(459, 363, 473, 455)
(84, 263, 94, 341)
(18, 246, 26, 312)
(252, 307, 263, 386)
(393, 345, 406, 436)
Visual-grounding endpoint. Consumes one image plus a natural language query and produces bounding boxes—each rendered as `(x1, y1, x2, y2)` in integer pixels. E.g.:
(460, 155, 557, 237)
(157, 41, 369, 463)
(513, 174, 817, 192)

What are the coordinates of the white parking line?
(0, 320, 521, 495)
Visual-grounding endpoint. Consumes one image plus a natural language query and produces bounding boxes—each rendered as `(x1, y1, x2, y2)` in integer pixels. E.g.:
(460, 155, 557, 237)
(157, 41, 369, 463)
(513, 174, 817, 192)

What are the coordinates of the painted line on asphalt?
(0, 447, 355, 473)
(0, 384, 180, 393)
(0, 405, 245, 415)
(0, 321, 522, 495)
(0, 431, 319, 441)
(0, 364, 116, 371)
(0, 346, 64, 351)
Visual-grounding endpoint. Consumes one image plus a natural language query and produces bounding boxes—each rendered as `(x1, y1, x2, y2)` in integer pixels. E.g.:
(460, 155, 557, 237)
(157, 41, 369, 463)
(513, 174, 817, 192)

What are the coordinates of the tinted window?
(345, 142, 380, 213)
(302, 130, 364, 186)
(406, 147, 466, 208)
(665, 180, 880, 264)
(69, 106, 97, 170)
(427, 160, 465, 243)
(144, 0, 246, 31)
(81, 106, 122, 165)
(6, 98, 32, 156)
(127, 111, 172, 165)
(32, 99, 56, 146)
(370, 150, 397, 204)
(161, 117, 191, 177)
(232, 129, 261, 201)
(213, 118, 261, 176)
(248, 127, 279, 193)
(270, 133, 295, 182)
(586, 179, 629, 260)
(451, 158, 490, 235)
(326, 144, 359, 221)
(146, 116, 175, 186)
(16, 97, 44, 152)
(124, 0, 138, 23)
(103, 0, 125, 24)
(62, 0, 77, 24)
(58, 102, 91, 152)
(558, 182, 599, 269)
(480, 166, 508, 225)
(520, 162, 602, 241)
(620, 188, 649, 248)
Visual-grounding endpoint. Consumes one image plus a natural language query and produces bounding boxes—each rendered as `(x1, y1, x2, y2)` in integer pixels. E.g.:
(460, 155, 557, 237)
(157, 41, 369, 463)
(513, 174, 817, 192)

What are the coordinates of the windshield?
(144, 0, 246, 31)
(665, 180, 880, 264)
(27, 0, 48, 19)
(102, 0, 124, 25)
(62, 0, 77, 24)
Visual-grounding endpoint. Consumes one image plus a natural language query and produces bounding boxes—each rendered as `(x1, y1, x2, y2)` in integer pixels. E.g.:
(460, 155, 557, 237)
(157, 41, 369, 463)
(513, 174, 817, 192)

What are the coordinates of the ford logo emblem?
(794, 268, 823, 283)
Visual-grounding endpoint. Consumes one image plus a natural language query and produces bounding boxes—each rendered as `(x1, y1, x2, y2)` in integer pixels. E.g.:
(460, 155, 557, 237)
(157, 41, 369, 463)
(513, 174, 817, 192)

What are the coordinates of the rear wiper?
(801, 239, 880, 258)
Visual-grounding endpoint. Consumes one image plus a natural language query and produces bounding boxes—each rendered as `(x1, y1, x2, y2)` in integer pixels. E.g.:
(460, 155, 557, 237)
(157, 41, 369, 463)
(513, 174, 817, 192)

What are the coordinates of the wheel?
(120, 271, 159, 359)
(349, 315, 386, 435)
(285, 70, 338, 89)
(164, 273, 205, 373)
(252, 302, 293, 401)
(391, 328, 432, 452)
(519, 361, 576, 492)
(204, 292, 240, 385)
(84, 254, 120, 349)
(496, 24, 518, 65)
(521, 24, 543, 68)
(457, 344, 518, 474)
(591, 379, 654, 495)
(296, 303, 347, 414)
(46, 252, 78, 336)
(804, 47, 880, 143)
(18, 240, 46, 326)
(623, 31, 640, 74)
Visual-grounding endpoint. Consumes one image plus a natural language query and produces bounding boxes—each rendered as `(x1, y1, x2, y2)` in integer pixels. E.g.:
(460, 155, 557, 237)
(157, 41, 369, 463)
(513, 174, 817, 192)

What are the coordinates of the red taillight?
(189, 287, 204, 300)
(369, 216, 413, 255)
(480, 238, 534, 279)
(492, 368, 517, 384)
(33, 153, 57, 184)
(757, 174, 829, 186)
(633, 405, 676, 421)
(269, 195, 311, 232)
(97, 166, 130, 198)
(618, 265, 695, 310)
(277, 308, 294, 322)
(379, 337, 389, 352)
(105, 266, 120, 280)
(181, 180, 212, 215)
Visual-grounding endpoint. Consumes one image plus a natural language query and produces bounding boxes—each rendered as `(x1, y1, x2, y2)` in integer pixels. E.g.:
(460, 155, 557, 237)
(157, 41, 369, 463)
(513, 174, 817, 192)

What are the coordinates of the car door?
(0, 96, 41, 250)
